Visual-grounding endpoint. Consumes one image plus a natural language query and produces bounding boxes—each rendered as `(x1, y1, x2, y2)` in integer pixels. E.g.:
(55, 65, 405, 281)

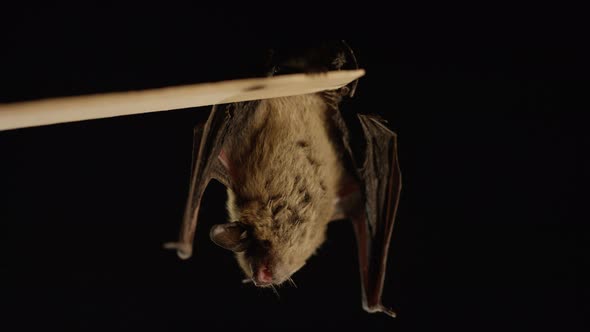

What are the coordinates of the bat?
(164, 42, 402, 317)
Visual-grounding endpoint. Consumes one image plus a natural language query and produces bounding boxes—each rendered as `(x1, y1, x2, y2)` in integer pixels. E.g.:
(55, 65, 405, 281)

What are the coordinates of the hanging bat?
(164, 42, 402, 317)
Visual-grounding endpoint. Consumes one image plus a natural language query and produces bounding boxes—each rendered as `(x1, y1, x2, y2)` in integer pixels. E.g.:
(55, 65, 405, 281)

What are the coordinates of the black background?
(0, 4, 585, 331)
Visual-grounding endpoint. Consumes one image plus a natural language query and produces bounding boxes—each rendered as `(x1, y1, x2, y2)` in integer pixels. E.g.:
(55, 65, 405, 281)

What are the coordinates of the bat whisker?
(288, 277, 297, 288)
(270, 285, 280, 299)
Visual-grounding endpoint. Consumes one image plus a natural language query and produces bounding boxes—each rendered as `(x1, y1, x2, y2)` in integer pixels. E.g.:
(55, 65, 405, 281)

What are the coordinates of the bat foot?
(163, 242, 193, 260)
(269, 41, 353, 77)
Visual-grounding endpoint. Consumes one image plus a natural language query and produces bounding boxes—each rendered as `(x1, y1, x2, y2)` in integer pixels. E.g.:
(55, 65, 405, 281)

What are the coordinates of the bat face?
(227, 192, 329, 286)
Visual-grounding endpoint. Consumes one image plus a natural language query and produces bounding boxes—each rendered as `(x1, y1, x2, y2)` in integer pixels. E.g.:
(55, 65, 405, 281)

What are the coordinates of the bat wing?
(164, 105, 233, 259)
(355, 114, 402, 317)
(333, 113, 402, 317)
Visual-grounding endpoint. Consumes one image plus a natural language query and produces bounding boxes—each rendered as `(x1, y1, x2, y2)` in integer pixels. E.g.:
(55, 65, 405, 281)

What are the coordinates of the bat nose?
(254, 265, 273, 285)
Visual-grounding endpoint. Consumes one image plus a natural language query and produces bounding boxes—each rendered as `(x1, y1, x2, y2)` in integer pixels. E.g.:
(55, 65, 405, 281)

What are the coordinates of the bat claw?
(382, 307, 397, 318)
(163, 242, 193, 260)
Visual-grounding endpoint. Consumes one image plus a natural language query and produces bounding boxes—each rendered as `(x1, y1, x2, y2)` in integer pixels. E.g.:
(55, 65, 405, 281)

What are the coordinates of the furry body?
(223, 93, 345, 284)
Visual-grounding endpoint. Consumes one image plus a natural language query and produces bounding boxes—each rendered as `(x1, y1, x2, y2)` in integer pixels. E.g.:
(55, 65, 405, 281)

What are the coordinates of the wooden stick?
(0, 70, 364, 131)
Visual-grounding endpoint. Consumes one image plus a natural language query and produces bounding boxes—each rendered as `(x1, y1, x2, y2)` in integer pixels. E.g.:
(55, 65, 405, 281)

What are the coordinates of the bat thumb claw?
(382, 307, 397, 318)
(163, 242, 193, 260)
(364, 303, 397, 318)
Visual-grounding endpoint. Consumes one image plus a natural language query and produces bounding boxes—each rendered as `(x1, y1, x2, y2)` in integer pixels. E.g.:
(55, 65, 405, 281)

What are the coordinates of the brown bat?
(164, 43, 402, 317)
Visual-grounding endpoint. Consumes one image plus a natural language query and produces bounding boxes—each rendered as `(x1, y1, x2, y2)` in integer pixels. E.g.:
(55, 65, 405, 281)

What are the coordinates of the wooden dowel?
(0, 70, 364, 131)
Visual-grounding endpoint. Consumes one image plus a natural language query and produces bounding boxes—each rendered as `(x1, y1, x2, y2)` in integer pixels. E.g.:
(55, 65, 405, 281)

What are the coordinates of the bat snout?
(253, 264, 274, 286)
(248, 260, 301, 287)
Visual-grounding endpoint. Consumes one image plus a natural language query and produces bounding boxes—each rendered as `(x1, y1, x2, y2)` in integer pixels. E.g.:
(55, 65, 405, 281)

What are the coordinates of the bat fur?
(223, 93, 347, 285)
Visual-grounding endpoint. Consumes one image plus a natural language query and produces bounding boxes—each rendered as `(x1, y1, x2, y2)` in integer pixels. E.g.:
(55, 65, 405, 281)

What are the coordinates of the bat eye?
(209, 222, 251, 252)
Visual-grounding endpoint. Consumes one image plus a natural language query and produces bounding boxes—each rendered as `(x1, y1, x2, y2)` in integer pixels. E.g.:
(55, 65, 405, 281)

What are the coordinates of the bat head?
(210, 199, 328, 287)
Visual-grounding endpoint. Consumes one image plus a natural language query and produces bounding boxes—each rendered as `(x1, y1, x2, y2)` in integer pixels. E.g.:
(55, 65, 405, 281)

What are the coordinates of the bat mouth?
(250, 277, 288, 288)
(253, 280, 273, 288)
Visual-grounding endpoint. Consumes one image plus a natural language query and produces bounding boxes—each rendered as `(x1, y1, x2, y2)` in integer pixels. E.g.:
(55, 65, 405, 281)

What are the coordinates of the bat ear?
(209, 222, 251, 252)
